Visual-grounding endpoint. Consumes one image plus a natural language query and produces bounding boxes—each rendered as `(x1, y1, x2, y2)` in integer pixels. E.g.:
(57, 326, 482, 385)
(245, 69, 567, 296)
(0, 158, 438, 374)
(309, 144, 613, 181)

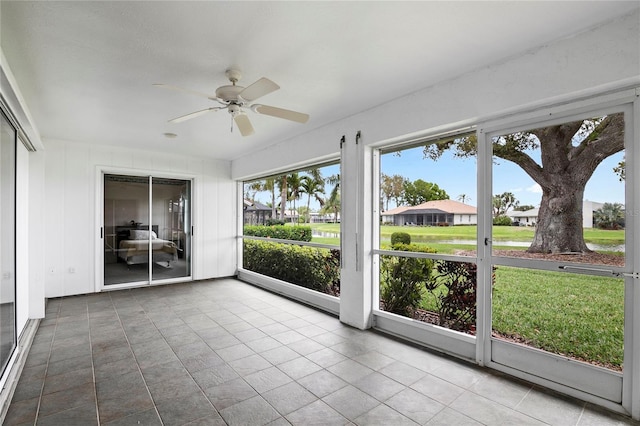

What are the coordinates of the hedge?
(244, 225, 312, 242)
(243, 240, 340, 295)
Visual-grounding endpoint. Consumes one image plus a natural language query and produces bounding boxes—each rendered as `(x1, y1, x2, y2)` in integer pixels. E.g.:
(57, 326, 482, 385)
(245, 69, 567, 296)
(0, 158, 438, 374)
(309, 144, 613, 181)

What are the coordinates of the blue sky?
(380, 146, 625, 210)
(249, 145, 625, 212)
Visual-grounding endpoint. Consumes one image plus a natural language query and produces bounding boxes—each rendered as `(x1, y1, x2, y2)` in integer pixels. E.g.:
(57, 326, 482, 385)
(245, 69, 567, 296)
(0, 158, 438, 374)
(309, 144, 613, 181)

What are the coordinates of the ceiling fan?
(154, 69, 309, 136)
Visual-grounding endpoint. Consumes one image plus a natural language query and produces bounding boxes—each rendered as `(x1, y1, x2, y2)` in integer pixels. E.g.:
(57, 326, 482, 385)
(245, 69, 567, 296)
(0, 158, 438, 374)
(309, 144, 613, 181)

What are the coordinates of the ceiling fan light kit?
(155, 68, 309, 136)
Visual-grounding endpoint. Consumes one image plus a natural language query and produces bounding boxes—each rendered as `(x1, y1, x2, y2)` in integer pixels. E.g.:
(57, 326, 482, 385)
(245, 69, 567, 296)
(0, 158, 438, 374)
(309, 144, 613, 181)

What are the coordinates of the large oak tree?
(425, 113, 624, 253)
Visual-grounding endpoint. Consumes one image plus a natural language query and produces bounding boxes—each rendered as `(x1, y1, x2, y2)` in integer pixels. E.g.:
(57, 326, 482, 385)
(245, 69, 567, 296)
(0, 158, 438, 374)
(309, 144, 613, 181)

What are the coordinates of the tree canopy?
(423, 113, 625, 253)
(402, 179, 449, 206)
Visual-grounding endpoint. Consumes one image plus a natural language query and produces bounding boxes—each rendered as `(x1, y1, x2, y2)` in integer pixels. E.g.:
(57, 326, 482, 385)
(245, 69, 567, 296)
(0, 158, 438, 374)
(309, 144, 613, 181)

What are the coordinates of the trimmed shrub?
(244, 225, 312, 242)
(265, 218, 285, 226)
(379, 243, 436, 317)
(390, 232, 411, 245)
(493, 215, 513, 226)
(243, 240, 340, 295)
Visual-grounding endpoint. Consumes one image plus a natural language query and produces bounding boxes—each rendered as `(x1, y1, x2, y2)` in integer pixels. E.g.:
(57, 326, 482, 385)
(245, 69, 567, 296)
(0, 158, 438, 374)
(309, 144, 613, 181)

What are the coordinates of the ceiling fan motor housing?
(215, 85, 245, 103)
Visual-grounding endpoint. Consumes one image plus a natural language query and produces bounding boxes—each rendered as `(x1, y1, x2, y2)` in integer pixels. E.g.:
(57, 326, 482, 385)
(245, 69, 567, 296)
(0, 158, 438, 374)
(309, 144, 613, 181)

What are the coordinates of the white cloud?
(526, 183, 542, 193)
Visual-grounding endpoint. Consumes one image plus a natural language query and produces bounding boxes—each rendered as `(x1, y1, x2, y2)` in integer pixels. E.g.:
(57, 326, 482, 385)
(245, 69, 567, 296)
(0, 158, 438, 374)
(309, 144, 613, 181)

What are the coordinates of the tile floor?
(4, 278, 638, 425)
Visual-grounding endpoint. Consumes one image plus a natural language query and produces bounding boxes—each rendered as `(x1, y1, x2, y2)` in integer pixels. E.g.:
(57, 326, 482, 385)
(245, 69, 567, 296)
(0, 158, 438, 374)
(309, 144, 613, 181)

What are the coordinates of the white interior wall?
(28, 150, 44, 319)
(42, 139, 236, 298)
(232, 10, 639, 179)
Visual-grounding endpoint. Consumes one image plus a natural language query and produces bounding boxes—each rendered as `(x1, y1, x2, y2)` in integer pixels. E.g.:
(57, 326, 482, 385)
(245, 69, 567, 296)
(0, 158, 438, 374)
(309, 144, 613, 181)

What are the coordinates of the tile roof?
(382, 199, 477, 215)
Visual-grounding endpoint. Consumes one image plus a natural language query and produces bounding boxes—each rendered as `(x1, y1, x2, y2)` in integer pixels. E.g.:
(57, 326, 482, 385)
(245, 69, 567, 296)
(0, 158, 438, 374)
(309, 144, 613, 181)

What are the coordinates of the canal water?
(311, 231, 624, 252)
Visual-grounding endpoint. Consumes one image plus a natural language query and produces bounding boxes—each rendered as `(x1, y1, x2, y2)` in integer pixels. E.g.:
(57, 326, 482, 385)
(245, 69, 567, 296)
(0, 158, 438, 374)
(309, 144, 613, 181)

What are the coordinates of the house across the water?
(508, 200, 606, 228)
(381, 199, 477, 226)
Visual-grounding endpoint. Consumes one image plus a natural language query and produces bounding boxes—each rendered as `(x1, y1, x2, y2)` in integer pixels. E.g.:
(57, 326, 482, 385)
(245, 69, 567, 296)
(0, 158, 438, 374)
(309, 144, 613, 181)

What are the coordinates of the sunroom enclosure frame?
(238, 88, 640, 419)
(237, 87, 640, 418)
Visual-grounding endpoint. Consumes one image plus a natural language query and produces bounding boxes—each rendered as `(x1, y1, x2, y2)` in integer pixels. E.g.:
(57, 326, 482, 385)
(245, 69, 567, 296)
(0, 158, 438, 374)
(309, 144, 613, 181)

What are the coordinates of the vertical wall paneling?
(44, 140, 235, 297)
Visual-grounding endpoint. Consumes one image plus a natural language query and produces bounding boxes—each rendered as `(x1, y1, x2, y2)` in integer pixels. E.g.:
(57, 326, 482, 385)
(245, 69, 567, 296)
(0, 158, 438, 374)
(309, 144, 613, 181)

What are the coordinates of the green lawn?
(492, 266, 624, 369)
(416, 265, 624, 369)
(306, 223, 624, 251)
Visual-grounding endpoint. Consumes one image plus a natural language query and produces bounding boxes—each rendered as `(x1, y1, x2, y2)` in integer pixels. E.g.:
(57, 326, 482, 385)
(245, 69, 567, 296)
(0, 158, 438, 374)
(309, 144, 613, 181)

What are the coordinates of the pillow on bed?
(129, 230, 157, 240)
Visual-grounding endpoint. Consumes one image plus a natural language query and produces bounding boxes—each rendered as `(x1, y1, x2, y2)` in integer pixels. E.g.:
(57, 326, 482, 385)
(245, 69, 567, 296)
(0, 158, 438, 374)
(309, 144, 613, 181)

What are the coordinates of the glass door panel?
(0, 110, 16, 375)
(488, 109, 629, 398)
(104, 175, 151, 285)
(151, 178, 191, 282)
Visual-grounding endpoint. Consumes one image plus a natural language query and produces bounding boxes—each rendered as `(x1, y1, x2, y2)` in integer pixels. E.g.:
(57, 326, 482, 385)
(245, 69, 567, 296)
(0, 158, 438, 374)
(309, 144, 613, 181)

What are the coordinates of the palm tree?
(594, 202, 625, 229)
(287, 173, 304, 223)
(301, 175, 325, 223)
(323, 173, 341, 222)
(321, 192, 341, 223)
(244, 180, 263, 202)
(263, 178, 277, 220)
(276, 175, 288, 220)
(457, 194, 471, 204)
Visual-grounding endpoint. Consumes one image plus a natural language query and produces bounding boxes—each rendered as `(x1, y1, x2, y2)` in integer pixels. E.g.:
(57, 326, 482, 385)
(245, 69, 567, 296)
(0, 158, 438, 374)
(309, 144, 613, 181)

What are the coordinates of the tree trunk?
(528, 182, 590, 253)
(279, 180, 287, 220)
(492, 114, 625, 254)
(271, 188, 276, 220)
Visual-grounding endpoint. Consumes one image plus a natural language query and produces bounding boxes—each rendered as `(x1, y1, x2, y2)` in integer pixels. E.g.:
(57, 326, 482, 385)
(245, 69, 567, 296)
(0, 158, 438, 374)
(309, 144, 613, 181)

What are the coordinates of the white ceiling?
(2, 1, 638, 161)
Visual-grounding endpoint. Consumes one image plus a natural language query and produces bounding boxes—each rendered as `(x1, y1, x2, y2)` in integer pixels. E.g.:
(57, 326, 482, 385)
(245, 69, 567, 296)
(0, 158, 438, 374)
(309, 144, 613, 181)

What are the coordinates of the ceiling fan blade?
(239, 78, 279, 102)
(234, 114, 255, 136)
(253, 104, 309, 123)
(153, 83, 217, 100)
(168, 107, 221, 124)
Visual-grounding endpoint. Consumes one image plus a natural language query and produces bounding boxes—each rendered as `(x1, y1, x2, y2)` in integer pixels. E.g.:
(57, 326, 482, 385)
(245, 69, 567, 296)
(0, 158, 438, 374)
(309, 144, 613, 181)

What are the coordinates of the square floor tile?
(101, 408, 162, 426)
(37, 402, 99, 426)
(277, 356, 322, 380)
(322, 385, 380, 420)
(229, 353, 272, 376)
(244, 366, 293, 393)
(353, 371, 405, 402)
(305, 347, 347, 368)
(515, 386, 585, 425)
(262, 381, 317, 415)
(409, 373, 465, 405)
(204, 377, 258, 411)
(450, 391, 546, 426)
(426, 407, 483, 425)
(352, 350, 395, 371)
(219, 395, 282, 426)
(379, 361, 427, 386)
(354, 403, 419, 426)
(297, 370, 348, 398)
(216, 343, 254, 362)
(261, 345, 300, 365)
(468, 372, 532, 408)
(155, 391, 218, 425)
(38, 382, 96, 417)
(327, 359, 374, 384)
(385, 387, 445, 424)
(98, 392, 155, 424)
(191, 363, 239, 388)
(286, 399, 349, 426)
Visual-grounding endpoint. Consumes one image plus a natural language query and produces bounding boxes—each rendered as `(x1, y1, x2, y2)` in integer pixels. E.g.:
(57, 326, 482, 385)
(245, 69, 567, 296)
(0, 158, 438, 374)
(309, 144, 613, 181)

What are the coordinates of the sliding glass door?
(0, 110, 16, 375)
(103, 174, 191, 286)
(485, 105, 633, 405)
